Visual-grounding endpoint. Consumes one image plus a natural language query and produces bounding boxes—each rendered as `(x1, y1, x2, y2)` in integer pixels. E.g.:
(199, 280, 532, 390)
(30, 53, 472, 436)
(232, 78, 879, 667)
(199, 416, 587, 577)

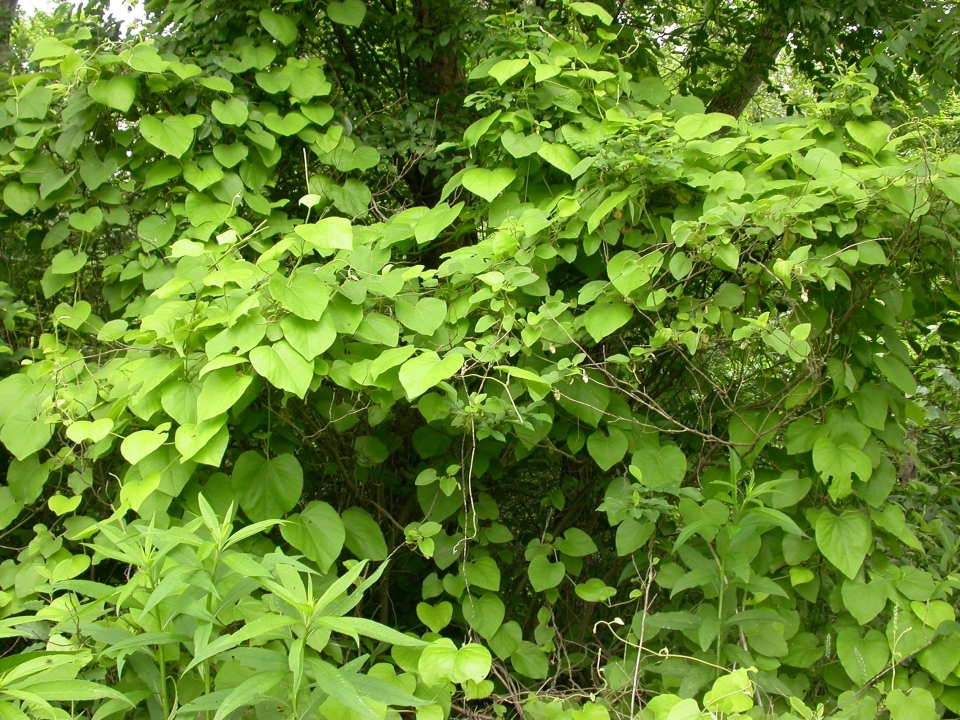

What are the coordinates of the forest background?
(0, 1, 959, 720)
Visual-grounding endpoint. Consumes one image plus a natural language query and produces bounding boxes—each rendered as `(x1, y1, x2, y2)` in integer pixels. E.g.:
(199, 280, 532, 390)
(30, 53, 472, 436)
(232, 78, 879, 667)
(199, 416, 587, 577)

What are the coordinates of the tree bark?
(0, 0, 17, 65)
(706, 18, 789, 118)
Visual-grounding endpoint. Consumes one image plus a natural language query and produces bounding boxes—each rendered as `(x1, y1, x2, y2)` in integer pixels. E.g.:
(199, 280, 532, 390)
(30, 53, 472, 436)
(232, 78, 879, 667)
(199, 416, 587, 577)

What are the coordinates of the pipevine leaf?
(139, 114, 201, 158)
(88, 75, 137, 112)
(326, 0, 366, 26)
(231, 451, 303, 521)
(815, 510, 871, 579)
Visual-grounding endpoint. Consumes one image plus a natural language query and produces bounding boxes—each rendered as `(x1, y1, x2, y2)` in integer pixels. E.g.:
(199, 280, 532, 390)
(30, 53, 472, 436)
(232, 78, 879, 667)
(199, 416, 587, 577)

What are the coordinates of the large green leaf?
(260, 9, 298, 45)
(281, 501, 345, 571)
(395, 297, 447, 336)
(88, 75, 137, 112)
(231, 451, 303, 521)
(398, 351, 463, 399)
(815, 510, 871, 579)
(250, 341, 314, 397)
(462, 168, 515, 202)
(140, 114, 201, 158)
(269, 269, 330, 320)
(812, 437, 872, 501)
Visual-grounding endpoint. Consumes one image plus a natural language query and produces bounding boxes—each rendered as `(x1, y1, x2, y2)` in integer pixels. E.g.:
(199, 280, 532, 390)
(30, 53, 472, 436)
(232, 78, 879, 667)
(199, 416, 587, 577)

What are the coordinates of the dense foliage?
(1, 2, 960, 720)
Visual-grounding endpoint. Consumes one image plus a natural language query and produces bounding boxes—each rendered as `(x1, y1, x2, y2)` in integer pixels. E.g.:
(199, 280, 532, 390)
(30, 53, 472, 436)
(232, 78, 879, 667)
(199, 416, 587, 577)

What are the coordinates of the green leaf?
(418, 639, 458, 686)
(294, 217, 354, 251)
(462, 168, 515, 202)
(874, 354, 917, 394)
(51, 249, 88, 275)
(836, 628, 889, 686)
(886, 688, 937, 720)
(488, 59, 529, 85)
(7, 455, 50, 504)
(250, 341, 314, 397)
(528, 555, 565, 591)
(326, 0, 367, 26)
(463, 110, 500, 147)
(3, 183, 38, 215)
(213, 142, 249, 167)
(703, 669, 753, 714)
(511, 641, 548, 679)
(343, 506, 388, 561)
(537, 142, 580, 175)
(281, 314, 337, 360)
(812, 437, 872, 501)
(65, 418, 113, 444)
(631, 445, 686, 488)
(840, 577, 888, 624)
(88, 76, 137, 112)
(616, 518, 653, 556)
(231, 451, 303, 521)
(461, 593, 504, 638)
(120, 429, 168, 465)
(815, 510, 871, 579)
(418, 601, 453, 633)
(398, 351, 463, 399)
(451, 644, 492, 685)
(554, 528, 598, 557)
(569, 2, 613, 24)
(281, 501, 345, 571)
(463, 556, 501, 591)
(263, 112, 308, 136)
(140, 114, 200, 158)
(211, 98, 249, 126)
(213, 671, 286, 720)
(501, 129, 543, 158)
(270, 269, 331, 320)
(575, 578, 616, 602)
(395, 297, 447, 336)
(414, 202, 463, 245)
(845, 120, 890, 154)
(674, 113, 736, 140)
(69, 207, 103, 233)
(587, 427, 627, 471)
(582, 301, 633, 342)
(259, 9, 298, 45)
(310, 659, 379, 720)
(197, 369, 253, 422)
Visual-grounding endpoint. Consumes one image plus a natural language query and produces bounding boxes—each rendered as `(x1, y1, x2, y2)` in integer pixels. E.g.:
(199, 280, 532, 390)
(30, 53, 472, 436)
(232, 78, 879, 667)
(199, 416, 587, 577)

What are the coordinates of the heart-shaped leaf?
(3, 182, 38, 215)
(69, 207, 103, 233)
(417, 601, 454, 633)
(88, 75, 137, 112)
(263, 112, 309, 136)
(121, 429, 169, 465)
(212, 142, 249, 167)
(461, 593, 504, 638)
(462, 167, 515, 202)
(326, 0, 366, 26)
(836, 628, 888, 686)
(398, 351, 464, 399)
(528, 555, 565, 592)
(587, 427, 628, 470)
(259, 9, 298, 45)
(841, 577, 888, 624)
(65, 418, 114, 444)
(501, 129, 543, 158)
(815, 510, 871, 579)
(211, 98, 248, 127)
(183, 163, 225, 191)
(250, 341, 314, 397)
(231, 451, 304, 521)
(140, 114, 200, 158)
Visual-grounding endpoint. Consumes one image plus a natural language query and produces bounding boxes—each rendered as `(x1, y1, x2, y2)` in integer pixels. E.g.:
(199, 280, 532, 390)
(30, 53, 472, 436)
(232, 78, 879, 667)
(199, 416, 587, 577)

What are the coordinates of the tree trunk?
(0, 0, 16, 65)
(706, 18, 789, 118)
